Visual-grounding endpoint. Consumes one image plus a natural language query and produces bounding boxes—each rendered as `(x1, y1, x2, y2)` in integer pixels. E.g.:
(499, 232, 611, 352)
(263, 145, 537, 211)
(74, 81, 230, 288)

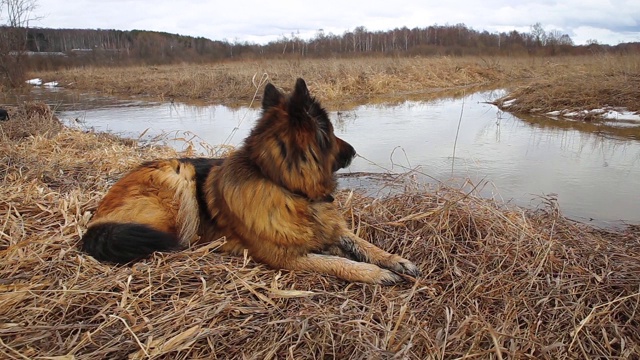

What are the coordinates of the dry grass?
(34, 55, 640, 113)
(0, 102, 63, 139)
(2, 105, 640, 359)
(33, 56, 549, 107)
(494, 53, 640, 118)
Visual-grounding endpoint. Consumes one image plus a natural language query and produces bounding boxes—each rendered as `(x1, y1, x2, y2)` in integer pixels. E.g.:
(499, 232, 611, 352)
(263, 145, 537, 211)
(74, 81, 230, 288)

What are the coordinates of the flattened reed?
(1, 105, 639, 359)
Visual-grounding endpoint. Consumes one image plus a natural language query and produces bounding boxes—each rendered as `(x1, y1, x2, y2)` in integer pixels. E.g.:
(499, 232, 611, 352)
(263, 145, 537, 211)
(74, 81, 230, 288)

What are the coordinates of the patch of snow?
(602, 110, 640, 121)
(43, 81, 59, 87)
(502, 99, 516, 108)
(26, 78, 42, 86)
(543, 106, 640, 123)
(563, 110, 592, 118)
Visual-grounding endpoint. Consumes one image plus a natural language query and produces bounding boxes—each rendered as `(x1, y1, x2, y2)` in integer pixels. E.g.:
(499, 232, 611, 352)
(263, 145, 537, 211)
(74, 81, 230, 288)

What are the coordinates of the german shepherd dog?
(82, 79, 420, 284)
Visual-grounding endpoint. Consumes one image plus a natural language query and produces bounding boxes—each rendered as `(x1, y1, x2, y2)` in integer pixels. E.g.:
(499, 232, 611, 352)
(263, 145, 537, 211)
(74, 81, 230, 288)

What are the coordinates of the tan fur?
(83, 79, 420, 284)
(90, 160, 187, 236)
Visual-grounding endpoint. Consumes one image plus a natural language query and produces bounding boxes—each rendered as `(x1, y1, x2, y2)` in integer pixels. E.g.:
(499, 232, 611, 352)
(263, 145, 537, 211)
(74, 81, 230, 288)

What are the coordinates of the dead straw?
(494, 53, 640, 119)
(1, 104, 639, 359)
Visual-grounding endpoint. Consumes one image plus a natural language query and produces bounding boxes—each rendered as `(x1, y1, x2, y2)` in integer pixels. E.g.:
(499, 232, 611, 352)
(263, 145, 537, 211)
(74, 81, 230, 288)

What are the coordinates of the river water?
(19, 88, 640, 227)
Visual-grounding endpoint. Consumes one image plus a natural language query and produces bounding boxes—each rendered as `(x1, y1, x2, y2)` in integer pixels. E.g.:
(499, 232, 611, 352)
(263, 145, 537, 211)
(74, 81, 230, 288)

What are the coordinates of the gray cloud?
(26, 0, 640, 45)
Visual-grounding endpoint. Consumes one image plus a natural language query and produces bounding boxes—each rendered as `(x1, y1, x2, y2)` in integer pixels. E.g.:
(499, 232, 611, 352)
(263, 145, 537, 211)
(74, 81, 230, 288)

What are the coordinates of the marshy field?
(1, 54, 640, 359)
(33, 53, 640, 111)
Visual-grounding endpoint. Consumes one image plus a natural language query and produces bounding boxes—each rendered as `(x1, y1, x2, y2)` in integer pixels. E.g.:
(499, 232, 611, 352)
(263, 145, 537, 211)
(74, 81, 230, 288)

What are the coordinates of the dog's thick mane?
(240, 78, 350, 201)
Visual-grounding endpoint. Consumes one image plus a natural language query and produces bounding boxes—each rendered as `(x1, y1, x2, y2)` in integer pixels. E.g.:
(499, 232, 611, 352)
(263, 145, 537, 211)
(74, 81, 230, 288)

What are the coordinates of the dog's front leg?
(338, 231, 421, 278)
(285, 253, 405, 285)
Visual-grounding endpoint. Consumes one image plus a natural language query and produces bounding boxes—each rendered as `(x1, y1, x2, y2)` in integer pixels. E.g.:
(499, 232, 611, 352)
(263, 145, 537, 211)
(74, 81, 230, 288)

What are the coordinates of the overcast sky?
(25, 0, 640, 45)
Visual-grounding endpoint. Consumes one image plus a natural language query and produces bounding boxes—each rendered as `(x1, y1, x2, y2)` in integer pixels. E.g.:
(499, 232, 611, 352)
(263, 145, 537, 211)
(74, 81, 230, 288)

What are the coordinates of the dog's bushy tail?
(81, 222, 179, 264)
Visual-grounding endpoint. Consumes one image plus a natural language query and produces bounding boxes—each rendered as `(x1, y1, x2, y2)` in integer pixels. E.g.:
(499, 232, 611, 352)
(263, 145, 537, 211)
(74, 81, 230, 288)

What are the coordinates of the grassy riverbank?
(30, 54, 638, 111)
(1, 104, 639, 359)
(493, 53, 640, 119)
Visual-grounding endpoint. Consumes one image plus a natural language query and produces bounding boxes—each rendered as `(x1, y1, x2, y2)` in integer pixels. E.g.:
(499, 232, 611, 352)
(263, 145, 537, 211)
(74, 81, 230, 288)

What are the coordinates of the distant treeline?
(9, 23, 640, 69)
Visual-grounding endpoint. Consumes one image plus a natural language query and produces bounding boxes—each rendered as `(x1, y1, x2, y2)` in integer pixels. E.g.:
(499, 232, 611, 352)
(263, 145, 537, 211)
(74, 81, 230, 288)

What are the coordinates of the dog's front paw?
(377, 269, 404, 285)
(387, 257, 421, 278)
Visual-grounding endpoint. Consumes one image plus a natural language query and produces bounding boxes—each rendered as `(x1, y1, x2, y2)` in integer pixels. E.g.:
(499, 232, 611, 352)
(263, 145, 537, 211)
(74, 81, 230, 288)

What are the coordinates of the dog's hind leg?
(338, 231, 421, 278)
(284, 253, 405, 285)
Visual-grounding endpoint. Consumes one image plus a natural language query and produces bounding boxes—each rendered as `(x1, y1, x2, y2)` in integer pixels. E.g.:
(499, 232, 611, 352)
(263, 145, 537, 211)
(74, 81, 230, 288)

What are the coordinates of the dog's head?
(244, 78, 356, 201)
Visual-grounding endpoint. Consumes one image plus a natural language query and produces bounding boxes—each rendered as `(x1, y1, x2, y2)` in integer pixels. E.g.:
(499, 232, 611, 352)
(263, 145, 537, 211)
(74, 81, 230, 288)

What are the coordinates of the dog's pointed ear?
(262, 83, 284, 110)
(291, 78, 310, 104)
(289, 78, 312, 122)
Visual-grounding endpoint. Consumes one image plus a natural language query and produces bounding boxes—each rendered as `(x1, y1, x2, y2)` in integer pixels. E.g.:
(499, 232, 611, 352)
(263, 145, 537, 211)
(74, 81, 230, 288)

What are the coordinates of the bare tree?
(4, 0, 38, 27)
(530, 23, 547, 46)
(0, 0, 40, 88)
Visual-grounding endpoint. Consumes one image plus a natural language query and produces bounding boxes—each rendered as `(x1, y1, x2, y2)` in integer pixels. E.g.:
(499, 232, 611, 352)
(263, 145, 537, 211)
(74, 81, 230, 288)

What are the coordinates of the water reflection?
(21, 89, 640, 227)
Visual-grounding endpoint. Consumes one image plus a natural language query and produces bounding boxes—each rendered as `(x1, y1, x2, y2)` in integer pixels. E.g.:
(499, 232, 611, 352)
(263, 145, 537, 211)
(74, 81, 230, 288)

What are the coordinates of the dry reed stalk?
(1, 104, 639, 359)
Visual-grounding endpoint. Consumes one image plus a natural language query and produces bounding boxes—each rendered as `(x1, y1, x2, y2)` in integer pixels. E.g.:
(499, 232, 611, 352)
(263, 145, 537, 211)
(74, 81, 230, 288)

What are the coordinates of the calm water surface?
(28, 89, 640, 227)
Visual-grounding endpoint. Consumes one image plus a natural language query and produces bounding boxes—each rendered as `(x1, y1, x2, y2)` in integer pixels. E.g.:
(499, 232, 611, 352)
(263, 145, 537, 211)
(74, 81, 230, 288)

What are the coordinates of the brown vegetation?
(12, 22, 591, 88)
(24, 23, 577, 70)
(33, 54, 640, 114)
(0, 0, 40, 89)
(27, 56, 591, 106)
(35, 56, 500, 105)
(494, 53, 640, 119)
(0, 102, 62, 138)
(1, 104, 639, 359)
